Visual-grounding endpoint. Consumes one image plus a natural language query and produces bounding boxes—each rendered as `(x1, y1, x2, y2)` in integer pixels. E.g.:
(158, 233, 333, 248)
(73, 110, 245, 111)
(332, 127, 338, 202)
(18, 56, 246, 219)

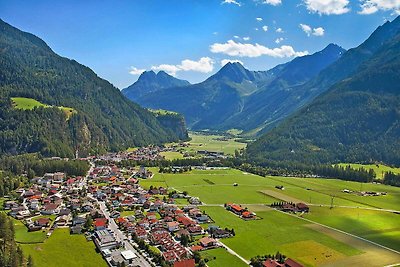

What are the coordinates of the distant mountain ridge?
(247, 16, 400, 165)
(125, 43, 345, 133)
(122, 70, 190, 101)
(0, 19, 188, 157)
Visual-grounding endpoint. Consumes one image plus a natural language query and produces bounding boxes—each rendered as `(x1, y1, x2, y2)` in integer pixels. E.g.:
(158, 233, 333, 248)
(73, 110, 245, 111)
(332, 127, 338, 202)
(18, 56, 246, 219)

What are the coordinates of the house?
(35, 218, 50, 227)
(188, 225, 203, 235)
(174, 259, 195, 267)
(93, 229, 118, 250)
(199, 236, 217, 248)
(167, 221, 180, 232)
(188, 197, 201, 205)
(56, 215, 70, 226)
(41, 203, 59, 215)
(296, 203, 309, 213)
(284, 258, 304, 267)
(241, 211, 256, 219)
(94, 218, 108, 230)
(213, 228, 232, 238)
(72, 216, 86, 226)
(263, 259, 283, 267)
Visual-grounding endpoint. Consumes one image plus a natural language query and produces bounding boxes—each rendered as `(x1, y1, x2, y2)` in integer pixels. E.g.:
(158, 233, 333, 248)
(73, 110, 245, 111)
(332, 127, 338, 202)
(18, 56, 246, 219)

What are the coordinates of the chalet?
(188, 225, 203, 235)
(213, 228, 232, 238)
(167, 221, 180, 232)
(42, 203, 59, 215)
(94, 218, 108, 230)
(241, 211, 256, 219)
(226, 203, 244, 215)
(174, 259, 195, 267)
(35, 218, 50, 227)
(296, 203, 309, 213)
(284, 258, 304, 267)
(175, 229, 190, 240)
(72, 216, 86, 226)
(199, 236, 217, 248)
(190, 245, 203, 252)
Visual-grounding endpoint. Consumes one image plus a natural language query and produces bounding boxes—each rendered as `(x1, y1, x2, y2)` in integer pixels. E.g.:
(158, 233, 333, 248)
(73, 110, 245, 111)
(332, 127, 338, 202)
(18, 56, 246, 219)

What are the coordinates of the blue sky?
(1, 0, 399, 88)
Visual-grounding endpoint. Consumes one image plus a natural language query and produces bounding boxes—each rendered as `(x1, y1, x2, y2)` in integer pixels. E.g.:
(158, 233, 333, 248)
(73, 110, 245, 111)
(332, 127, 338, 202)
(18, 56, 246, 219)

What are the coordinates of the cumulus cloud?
(276, 27, 284, 33)
(222, 0, 241, 6)
(299, 23, 325, 36)
(151, 57, 214, 76)
(303, 0, 350, 15)
(179, 57, 214, 73)
(151, 64, 181, 76)
(275, 37, 284, 44)
(210, 40, 308, 58)
(359, 0, 400, 15)
(129, 67, 146, 75)
(262, 0, 282, 5)
(256, 17, 263, 21)
(262, 25, 269, 31)
(220, 59, 244, 66)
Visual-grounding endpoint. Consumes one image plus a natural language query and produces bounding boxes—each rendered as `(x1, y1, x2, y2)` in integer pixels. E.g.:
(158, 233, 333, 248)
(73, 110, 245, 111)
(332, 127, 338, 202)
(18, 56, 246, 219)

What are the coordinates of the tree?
(27, 255, 34, 267)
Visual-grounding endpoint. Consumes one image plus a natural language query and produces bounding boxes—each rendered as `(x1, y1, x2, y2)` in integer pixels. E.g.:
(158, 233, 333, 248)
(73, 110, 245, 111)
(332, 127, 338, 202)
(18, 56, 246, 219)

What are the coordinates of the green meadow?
(200, 248, 247, 267)
(11, 97, 76, 120)
(304, 207, 400, 251)
(337, 163, 400, 179)
(21, 228, 106, 267)
(201, 206, 361, 267)
(144, 168, 400, 209)
(176, 132, 247, 155)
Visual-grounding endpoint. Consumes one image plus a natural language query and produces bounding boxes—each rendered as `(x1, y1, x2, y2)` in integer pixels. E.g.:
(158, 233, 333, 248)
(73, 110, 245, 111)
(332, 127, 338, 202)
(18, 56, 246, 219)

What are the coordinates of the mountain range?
(0, 19, 188, 158)
(246, 16, 400, 165)
(123, 43, 346, 134)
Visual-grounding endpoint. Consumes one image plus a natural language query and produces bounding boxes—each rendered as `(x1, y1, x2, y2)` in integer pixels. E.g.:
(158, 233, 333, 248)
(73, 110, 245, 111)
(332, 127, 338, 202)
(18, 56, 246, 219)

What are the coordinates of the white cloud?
(151, 57, 214, 76)
(243, 36, 251, 41)
(151, 64, 181, 76)
(262, 0, 282, 5)
(359, 0, 400, 15)
(276, 27, 284, 33)
(303, 0, 350, 15)
(179, 57, 214, 73)
(262, 25, 269, 31)
(299, 23, 325, 36)
(220, 59, 244, 66)
(234, 35, 240, 39)
(222, 0, 241, 6)
(313, 27, 325, 36)
(129, 67, 146, 75)
(256, 17, 263, 22)
(210, 40, 308, 58)
(275, 37, 284, 44)
(255, 27, 259, 31)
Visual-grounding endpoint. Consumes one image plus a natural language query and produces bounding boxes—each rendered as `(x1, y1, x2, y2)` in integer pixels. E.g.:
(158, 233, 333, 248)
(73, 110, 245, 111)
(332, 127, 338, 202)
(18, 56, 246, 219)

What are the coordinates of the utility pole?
(330, 195, 335, 209)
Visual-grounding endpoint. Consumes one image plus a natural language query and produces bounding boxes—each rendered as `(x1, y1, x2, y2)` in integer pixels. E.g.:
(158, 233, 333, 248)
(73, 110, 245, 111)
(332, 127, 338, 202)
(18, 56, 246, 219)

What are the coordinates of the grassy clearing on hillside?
(200, 248, 247, 267)
(337, 163, 400, 179)
(21, 228, 106, 267)
(304, 207, 400, 251)
(11, 97, 76, 120)
(201, 207, 360, 267)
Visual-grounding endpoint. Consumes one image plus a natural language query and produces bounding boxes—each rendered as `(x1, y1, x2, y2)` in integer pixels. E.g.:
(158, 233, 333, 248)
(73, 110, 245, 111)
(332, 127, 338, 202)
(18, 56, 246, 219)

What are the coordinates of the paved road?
(98, 201, 153, 267)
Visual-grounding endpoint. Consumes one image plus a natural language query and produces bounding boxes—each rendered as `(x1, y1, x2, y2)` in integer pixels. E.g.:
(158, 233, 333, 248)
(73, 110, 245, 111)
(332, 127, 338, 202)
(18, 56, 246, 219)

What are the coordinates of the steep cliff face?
(152, 111, 189, 141)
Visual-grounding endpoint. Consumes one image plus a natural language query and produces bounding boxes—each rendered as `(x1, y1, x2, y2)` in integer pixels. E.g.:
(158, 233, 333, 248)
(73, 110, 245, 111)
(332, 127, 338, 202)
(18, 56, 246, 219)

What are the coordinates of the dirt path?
(259, 189, 307, 203)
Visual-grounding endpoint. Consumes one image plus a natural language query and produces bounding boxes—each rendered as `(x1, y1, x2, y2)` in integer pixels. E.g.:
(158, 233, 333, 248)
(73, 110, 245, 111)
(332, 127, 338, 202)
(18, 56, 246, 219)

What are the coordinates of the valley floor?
(142, 168, 400, 267)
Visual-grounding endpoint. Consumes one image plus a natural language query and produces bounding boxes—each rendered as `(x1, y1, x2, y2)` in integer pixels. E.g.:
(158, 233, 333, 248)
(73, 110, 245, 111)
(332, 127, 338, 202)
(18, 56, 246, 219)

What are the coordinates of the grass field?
(337, 163, 400, 179)
(143, 168, 400, 209)
(176, 132, 246, 155)
(160, 151, 184, 160)
(304, 207, 400, 251)
(13, 218, 47, 243)
(200, 248, 247, 267)
(11, 97, 76, 120)
(140, 168, 400, 266)
(202, 207, 361, 267)
(21, 228, 106, 267)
